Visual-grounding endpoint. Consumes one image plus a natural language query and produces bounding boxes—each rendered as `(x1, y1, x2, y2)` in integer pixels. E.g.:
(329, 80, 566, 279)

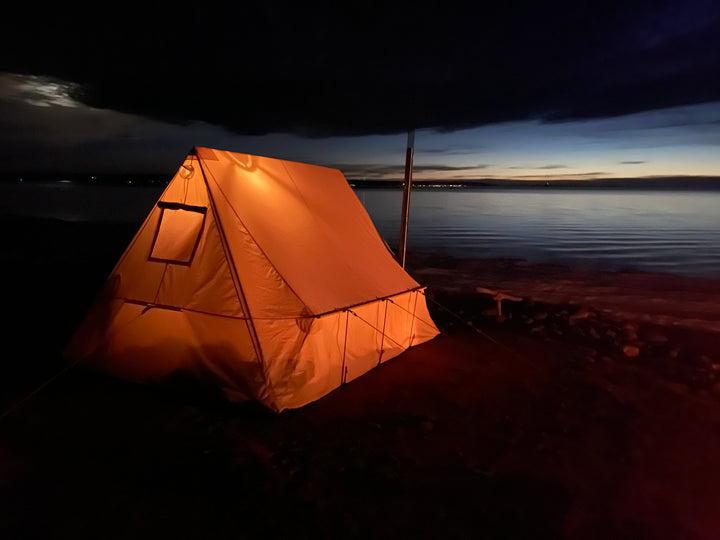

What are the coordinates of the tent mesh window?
(149, 202, 207, 265)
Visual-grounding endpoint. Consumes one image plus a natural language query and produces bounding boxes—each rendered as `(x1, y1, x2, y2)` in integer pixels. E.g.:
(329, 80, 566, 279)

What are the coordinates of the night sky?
(1, 0, 719, 180)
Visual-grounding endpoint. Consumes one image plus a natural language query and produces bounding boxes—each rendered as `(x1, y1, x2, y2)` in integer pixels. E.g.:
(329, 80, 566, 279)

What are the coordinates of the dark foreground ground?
(1, 216, 720, 539)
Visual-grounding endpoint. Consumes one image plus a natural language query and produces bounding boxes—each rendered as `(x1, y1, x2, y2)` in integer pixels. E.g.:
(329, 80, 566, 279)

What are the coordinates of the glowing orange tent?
(65, 147, 439, 411)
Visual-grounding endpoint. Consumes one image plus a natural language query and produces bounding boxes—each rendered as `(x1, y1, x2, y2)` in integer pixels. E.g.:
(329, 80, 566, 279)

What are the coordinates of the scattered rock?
(623, 322, 639, 333)
(622, 323, 637, 341)
(623, 345, 641, 358)
(437, 282, 716, 396)
(569, 307, 594, 324)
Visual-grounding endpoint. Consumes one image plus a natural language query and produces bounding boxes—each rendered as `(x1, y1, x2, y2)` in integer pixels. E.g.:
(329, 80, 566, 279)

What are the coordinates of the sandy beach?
(2, 215, 720, 539)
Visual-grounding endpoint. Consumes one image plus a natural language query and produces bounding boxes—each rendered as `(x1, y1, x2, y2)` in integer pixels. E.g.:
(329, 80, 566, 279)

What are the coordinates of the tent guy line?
(120, 286, 429, 321)
(195, 151, 266, 373)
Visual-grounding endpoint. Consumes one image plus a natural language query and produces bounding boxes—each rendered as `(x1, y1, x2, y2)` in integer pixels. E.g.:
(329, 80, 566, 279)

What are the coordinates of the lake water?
(1, 183, 719, 279)
(356, 187, 720, 279)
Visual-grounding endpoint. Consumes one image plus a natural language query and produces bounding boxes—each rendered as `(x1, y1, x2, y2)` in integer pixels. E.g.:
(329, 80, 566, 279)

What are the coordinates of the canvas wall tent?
(65, 147, 439, 411)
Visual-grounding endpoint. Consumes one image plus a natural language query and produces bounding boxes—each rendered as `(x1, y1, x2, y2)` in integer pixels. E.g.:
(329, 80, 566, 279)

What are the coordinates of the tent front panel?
(111, 158, 243, 318)
(82, 303, 265, 403)
(152, 208, 243, 317)
(183, 311, 266, 403)
(86, 303, 204, 381)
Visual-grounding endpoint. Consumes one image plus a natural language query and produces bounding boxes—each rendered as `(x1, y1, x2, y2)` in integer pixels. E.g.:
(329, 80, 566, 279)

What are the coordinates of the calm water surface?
(1, 183, 719, 279)
(356, 188, 720, 279)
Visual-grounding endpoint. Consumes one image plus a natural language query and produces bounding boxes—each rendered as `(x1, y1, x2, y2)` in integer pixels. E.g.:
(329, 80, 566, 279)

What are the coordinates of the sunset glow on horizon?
(332, 103, 720, 181)
(1, 72, 719, 182)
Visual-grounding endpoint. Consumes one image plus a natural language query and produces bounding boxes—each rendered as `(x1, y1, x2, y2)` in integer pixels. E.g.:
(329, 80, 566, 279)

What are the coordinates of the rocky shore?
(409, 253, 720, 396)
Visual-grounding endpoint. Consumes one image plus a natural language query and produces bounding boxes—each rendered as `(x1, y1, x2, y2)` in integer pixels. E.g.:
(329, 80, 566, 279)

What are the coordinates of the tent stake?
(397, 128, 415, 268)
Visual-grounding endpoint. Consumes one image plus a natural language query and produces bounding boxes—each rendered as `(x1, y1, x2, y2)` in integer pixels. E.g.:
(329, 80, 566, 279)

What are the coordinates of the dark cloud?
(620, 160, 647, 164)
(509, 164, 568, 170)
(2, 1, 719, 137)
(336, 162, 491, 178)
(421, 147, 480, 155)
(414, 164, 490, 172)
(513, 171, 610, 178)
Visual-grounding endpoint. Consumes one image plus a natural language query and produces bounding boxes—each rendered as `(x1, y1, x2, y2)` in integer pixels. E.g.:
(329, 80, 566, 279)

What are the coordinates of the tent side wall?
(260, 289, 439, 412)
(63, 154, 270, 402)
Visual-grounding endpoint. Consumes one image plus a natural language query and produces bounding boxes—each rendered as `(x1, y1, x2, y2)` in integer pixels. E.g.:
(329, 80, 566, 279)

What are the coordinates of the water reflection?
(356, 188, 720, 279)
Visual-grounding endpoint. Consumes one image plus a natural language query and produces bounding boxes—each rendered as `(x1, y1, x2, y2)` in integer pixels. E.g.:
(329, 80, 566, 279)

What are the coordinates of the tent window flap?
(149, 203, 207, 265)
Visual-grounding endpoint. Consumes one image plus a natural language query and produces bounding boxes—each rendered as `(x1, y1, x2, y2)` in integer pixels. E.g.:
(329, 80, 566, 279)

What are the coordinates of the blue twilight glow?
(1, 73, 719, 179)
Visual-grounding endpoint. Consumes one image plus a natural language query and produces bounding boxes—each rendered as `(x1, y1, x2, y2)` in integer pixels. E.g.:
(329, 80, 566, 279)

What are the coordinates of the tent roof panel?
(198, 148, 418, 314)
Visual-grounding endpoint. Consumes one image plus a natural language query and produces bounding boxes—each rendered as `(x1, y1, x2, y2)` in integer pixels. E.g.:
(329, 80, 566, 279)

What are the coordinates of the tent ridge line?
(196, 154, 274, 402)
(203, 157, 311, 315)
(316, 286, 426, 318)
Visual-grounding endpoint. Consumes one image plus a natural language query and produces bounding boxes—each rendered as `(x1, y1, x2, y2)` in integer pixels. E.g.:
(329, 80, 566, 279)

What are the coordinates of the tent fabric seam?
(118, 286, 426, 321)
(311, 286, 425, 317)
(201, 156, 311, 316)
(152, 263, 170, 305)
(196, 155, 278, 405)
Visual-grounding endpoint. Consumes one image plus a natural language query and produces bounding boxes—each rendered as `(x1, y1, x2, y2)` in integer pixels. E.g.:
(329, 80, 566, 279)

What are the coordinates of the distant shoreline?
(349, 176, 720, 190)
(2, 172, 720, 190)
